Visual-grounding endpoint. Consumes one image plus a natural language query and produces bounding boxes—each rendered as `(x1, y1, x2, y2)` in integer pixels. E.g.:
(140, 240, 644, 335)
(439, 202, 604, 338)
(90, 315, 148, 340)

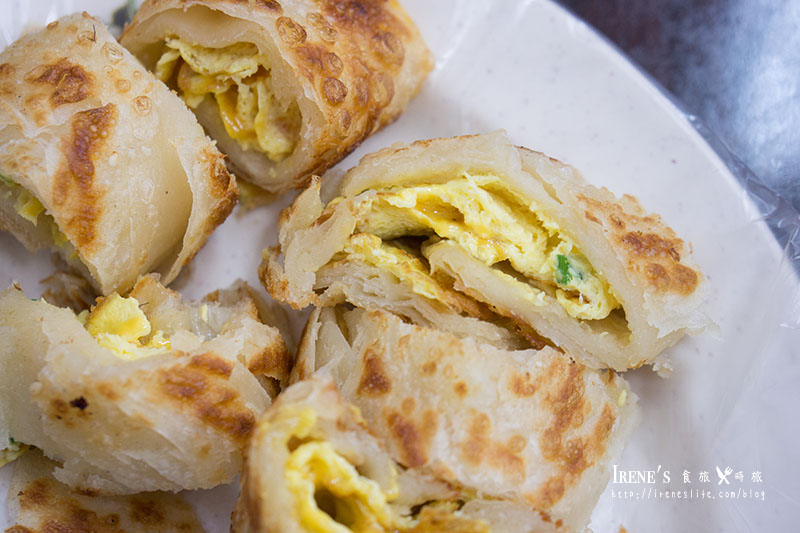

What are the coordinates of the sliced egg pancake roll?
(0, 275, 291, 494)
(232, 374, 521, 533)
(0, 14, 237, 296)
(121, 0, 433, 194)
(291, 307, 638, 532)
(6, 450, 203, 533)
(263, 131, 708, 370)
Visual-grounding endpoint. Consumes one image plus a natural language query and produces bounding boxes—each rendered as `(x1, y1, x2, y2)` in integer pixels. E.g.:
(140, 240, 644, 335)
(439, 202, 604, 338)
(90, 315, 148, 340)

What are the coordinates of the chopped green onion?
(555, 254, 572, 285)
(0, 172, 15, 188)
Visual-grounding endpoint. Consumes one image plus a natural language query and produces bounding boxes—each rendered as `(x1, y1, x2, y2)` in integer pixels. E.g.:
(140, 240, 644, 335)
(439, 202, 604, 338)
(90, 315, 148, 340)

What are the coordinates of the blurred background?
(559, 0, 800, 213)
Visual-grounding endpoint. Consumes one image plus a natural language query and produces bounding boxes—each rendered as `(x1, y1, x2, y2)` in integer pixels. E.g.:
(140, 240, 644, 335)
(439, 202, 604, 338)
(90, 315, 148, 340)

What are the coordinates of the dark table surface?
(558, 0, 800, 217)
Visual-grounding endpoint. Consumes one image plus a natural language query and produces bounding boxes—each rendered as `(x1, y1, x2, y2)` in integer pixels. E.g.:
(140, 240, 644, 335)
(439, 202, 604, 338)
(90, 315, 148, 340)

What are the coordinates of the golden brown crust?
(7, 451, 202, 533)
(293, 307, 639, 530)
(578, 192, 700, 296)
(0, 14, 238, 295)
(122, 0, 433, 193)
(158, 353, 256, 444)
(55, 104, 117, 252)
(0, 277, 286, 494)
(268, 131, 707, 370)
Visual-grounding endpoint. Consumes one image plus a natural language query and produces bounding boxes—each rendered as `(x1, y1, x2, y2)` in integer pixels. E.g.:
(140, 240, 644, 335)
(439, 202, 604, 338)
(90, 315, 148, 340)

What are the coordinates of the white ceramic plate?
(1, 1, 798, 531)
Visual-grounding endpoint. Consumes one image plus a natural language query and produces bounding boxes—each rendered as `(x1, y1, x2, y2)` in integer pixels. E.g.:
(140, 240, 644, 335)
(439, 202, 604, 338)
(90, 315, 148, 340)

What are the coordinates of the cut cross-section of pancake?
(232, 374, 550, 533)
(263, 131, 708, 370)
(121, 0, 433, 194)
(0, 275, 291, 494)
(288, 307, 638, 532)
(0, 14, 238, 296)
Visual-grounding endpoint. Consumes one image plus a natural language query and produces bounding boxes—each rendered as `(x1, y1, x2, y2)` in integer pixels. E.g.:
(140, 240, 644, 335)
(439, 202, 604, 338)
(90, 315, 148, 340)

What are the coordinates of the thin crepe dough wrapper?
(263, 131, 708, 370)
(290, 307, 638, 532)
(0, 275, 291, 494)
(0, 14, 237, 296)
(6, 450, 203, 533)
(121, 0, 433, 194)
(232, 374, 534, 533)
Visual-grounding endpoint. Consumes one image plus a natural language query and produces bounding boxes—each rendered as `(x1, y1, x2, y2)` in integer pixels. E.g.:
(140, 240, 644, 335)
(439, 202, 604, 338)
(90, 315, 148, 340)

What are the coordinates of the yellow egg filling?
(0, 437, 28, 468)
(2, 176, 72, 251)
(155, 38, 301, 162)
(287, 441, 402, 532)
(82, 293, 171, 360)
(336, 173, 620, 321)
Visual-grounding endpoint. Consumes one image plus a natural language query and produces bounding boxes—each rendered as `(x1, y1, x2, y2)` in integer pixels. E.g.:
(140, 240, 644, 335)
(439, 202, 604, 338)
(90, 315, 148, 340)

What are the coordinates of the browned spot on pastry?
(510, 371, 537, 397)
(386, 409, 436, 468)
(247, 340, 292, 379)
(0, 63, 14, 76)
(352, 77, 370, 107)
(508, 435, 527, 453)
(50, 398, 69, 416)
(461, 412, 524, 480)
(322, 77, 347, 105)
(27, 59, 92, 106)
(73, 487, 99, 497)
(539, 362, 586, 463)
(159, 360, 255, 443)
(577, 192, 701, 296)
(357, 349, 391, 396)
(529, 360, 618, 508)
(584, 210, 600, 223)
(306, 12, 338, 42)
(337, 109, 352, 133)
(18, 479, 50, 509)
(322, 0, 409, 41)
(645, 262, 670, 290)
(97, 383, 119, 400)
(401, 397, 416, 412)
(323, 52, 344, 76)
(421, 360, 437, 375)
(231, 0, 282, 11)
(461, 412, 490, 465)
(5, 526, 33, 532)
(207, 152, 238, 224)
(129, 497, 165, 525)
(609, 213, 626, 229)
(276, 16, 307, 46)
(621, 231, 680, 261)
(372, 31, 404, 66)
(453, 381, 468, 397)
(53, 104, 116, 250)
(671, 263, 700, 294)
(189, 353, 234, 377)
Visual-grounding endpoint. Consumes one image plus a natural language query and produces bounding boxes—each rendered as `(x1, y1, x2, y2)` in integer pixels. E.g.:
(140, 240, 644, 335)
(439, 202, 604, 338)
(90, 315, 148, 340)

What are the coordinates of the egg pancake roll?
(289, 307, 638, 532)
(0, 275, 290, 494)
(6, 450, 202, 533)
(263, 131, 708, 370)
(121, 0, 433, 194)
(0, 14, 237, 296)
(232, 374, 536, 533)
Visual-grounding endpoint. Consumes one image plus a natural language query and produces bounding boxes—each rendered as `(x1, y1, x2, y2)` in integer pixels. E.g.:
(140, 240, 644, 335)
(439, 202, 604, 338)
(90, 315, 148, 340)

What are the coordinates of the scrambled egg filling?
(342, 234, 444, 301)
(280, 407, 402, 532)
(340, 173, 619, 321)
(281, 408, 487, 532)
(0, 437, 28, 468)
(287, 441, 402, 532)
(81, 294, 171, 360)
(156, 38, 301, 161)
(2, 176, 71, 250)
